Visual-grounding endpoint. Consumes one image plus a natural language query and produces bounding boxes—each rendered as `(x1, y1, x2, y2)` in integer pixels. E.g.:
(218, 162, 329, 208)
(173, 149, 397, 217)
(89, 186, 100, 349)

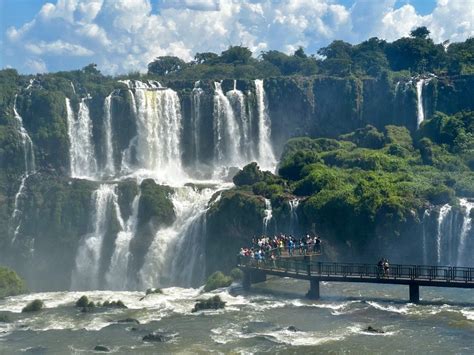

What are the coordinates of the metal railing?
(237, 257, 474, 283)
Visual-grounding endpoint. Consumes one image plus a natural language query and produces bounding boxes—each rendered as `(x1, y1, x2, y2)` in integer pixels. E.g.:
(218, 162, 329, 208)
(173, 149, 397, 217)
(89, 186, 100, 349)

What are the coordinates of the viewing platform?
(237, 257, 474, 303)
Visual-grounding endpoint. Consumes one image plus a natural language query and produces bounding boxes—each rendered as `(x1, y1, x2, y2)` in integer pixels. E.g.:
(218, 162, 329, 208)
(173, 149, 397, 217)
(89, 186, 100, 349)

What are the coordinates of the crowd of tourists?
(238, 233, 322, 263)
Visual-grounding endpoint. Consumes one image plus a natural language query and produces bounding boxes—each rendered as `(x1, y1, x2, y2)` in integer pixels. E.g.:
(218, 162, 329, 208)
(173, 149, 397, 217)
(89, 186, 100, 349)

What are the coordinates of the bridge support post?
(409, 284, 420, 303)
(243, 270, 251, 291)
(306, 279, 320, 300)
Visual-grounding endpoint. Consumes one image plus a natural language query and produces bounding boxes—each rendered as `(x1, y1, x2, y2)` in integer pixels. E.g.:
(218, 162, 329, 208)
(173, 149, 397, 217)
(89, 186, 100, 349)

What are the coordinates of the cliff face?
(0, 71, 472, 290)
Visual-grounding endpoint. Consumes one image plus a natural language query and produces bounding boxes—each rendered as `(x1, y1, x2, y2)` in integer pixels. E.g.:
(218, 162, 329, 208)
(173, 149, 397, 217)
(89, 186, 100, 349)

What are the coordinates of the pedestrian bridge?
(237, 257, 474, 303)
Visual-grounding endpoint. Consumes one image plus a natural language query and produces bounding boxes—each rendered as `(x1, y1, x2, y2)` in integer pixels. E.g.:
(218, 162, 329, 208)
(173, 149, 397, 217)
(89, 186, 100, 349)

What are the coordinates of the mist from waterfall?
(289, 199, 300, 235)
(66, 98, 98, 179)
(71, 184, 121, 290)
(436, 204, 453, 264)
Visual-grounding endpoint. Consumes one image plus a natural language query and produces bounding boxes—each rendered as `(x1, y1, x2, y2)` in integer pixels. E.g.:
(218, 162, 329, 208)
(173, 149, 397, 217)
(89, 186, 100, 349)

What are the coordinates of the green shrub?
(233, 162, 263, 186)
(230, 268, 243, 281)
(204, 271, 233, 292)
(192, 295, 226, 312)
(75, 295, 89, 308)
(0, 267, 27, 299)
(22, 299, 43, 313)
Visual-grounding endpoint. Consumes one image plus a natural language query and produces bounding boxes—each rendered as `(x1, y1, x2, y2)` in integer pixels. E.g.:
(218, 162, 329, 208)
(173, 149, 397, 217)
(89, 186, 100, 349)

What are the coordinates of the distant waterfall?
(289, 199, 300, 234)
(263, 198, 273, 235)
(71, 184, 120, 290)
(66, 98, 98, 179)
(213, 81, 241, 166)
(105, 193, 140, 290)
(191, 83, 203, 164)
(436, 204, 453, 264)
(457, 199, 474, 265)
(122, 81, 184, 181)
(13, 95, 35, 174)
(139, 186, 216, 288)
(10, 95, 36, 244)
(255, 79, 276, 170)
(103, 94, 115, 177)
(421, 210, 431, 265)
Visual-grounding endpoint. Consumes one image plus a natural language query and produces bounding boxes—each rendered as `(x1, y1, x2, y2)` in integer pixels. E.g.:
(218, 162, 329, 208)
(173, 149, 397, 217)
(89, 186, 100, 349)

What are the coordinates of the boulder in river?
(94, 345, 110, 352)
(143, 332, 172, 342)
(366, 326, 385, 334)
(192, 295, 226, 312)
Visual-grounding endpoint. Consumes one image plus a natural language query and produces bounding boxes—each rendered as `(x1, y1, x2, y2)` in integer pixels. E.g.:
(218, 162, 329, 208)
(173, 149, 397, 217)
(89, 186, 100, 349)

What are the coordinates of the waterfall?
(10, 96, 36, 244)
(289, 199, 300, 234)
(263, 198, 273, 235)
(457, 198, 474, 265)
(105, 193, 141, 290)
(71, 184, 120, 290)
(103, 94, 115, 176)
(122, 81, 185, 181)
(66, 98, 98, 179)
(139, 186, 216, 288)
(191, 83, 203, 164)
(416, 79, 425, 128)
(227, 80, 252, 161)
(255, 79, 276, 170)
(13, 95, 36, 174)
(213, 81, 241, 166)
(436, 204, 453, 264)
(421, 210, 431, 265)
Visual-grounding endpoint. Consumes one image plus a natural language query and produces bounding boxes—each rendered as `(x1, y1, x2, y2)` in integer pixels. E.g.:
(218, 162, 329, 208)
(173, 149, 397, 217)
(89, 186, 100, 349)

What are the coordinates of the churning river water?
(0, 277, 472, 354)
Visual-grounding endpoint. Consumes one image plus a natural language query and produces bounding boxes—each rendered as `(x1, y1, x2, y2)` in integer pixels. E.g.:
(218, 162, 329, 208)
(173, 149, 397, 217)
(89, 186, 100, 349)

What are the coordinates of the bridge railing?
(237, 257, 474, 282)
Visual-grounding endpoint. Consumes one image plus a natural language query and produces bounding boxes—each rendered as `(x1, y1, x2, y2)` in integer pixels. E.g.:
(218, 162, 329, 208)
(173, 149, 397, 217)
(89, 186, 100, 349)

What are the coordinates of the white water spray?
(436, 204, 452, 264)
(289, 199, 300, 234)
(457, 198, 474, 265)
(191, 83, 203, 163)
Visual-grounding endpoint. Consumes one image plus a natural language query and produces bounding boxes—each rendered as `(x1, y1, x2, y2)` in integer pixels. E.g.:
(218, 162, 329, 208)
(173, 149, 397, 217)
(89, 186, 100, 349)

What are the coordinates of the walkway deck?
(237, 257, 474, 302)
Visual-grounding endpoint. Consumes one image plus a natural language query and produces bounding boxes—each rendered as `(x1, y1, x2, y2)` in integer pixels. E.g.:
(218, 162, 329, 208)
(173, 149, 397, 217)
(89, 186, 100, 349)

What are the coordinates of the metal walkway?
(237, 258, 474, 302)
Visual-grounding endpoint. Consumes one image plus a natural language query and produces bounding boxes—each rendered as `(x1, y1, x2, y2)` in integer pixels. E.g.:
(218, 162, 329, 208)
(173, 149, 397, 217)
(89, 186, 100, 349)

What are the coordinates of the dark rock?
(366, 326, 385, 334)
(192, 295, 226, 312)
(287, 326, 300, 332)
(117, 318, 140, 324)
(22, 299, 43, 313)
(94, 345, 110, 352)
(143, 332, 172, 342)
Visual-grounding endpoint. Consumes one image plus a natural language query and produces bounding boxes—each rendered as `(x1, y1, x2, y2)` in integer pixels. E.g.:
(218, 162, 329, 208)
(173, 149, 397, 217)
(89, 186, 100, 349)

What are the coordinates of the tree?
(194, 52, 219, 65)
(82, 63, 101, 76)
(147, 56, 186, 76)
(294, 46, 307, 58)
(410, 26, 430, 40)
(219, 46, 253, 65)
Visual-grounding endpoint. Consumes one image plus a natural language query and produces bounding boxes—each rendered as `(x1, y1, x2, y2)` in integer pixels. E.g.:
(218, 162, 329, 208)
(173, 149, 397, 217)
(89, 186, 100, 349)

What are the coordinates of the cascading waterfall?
(289, 199, 300, 234)
(191, 82, 203, 164)
(66, 97, 98, 179)
(263, 198, 273, 235)
(255, 79, 276, 170)
(436, 204, 453, 264)
(227, 80, 252, 161)
(103, 94, 115, 176)
(416, 79, 425, 128)
(213, 81, 241, 166)
(122, 81, 185, 181)
(457, 198, 474, 265)
(139, 186, 217, 288)
(10, 95, 36, 244)
(105, 193, 140, 290)
(421, 210, 431, 265)
(71, 184, 120, 290)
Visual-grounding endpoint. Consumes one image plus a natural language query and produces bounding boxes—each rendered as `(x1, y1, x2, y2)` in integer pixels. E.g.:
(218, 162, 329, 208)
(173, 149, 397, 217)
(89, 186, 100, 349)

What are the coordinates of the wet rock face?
(94, 345, 110, 352)
(142, 332, 173, 342)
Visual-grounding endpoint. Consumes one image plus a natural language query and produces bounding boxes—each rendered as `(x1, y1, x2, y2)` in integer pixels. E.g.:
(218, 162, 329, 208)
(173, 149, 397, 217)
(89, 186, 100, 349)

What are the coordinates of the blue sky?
(1, 0, 472, 74)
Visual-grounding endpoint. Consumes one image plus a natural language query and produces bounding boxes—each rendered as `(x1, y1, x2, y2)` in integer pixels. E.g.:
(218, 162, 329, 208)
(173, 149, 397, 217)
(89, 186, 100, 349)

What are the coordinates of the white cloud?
(25, 58, 48, 73)
(25, 40, 94, 56)
(3, 0, 473, 74)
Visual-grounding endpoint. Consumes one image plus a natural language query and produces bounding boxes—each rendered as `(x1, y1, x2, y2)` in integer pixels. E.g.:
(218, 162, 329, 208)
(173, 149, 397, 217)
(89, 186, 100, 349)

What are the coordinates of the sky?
(0, 0, 472, 74)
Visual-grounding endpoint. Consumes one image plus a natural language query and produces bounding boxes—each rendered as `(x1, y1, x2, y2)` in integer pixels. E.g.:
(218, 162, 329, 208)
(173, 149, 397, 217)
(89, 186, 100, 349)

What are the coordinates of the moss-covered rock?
(22, 299, 43, 313)
(0, 267, 26, 298)
(204, 271, 233, 292)
(192, 295, 226, 312)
